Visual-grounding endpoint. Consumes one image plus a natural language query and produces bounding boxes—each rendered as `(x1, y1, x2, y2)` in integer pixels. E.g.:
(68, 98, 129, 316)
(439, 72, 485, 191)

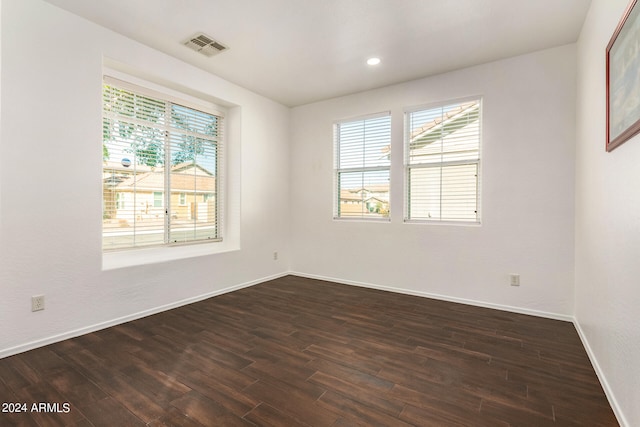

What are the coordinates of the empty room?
(0, 0, 638, 426)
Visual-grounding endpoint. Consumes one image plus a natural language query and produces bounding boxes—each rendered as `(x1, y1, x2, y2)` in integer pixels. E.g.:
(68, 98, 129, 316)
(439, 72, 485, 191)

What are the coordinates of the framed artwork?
(607, 0, 640, 152)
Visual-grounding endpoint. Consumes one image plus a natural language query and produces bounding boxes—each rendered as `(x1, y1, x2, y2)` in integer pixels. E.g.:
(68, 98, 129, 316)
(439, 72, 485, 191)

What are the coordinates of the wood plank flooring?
(0, 275, 618, 426)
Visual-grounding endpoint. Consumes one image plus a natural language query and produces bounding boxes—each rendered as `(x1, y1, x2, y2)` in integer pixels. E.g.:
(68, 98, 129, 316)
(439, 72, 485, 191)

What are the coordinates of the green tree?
(103, 85, 219, 168)
(170, 106, 219, 165)
(103, 86, 167, 167)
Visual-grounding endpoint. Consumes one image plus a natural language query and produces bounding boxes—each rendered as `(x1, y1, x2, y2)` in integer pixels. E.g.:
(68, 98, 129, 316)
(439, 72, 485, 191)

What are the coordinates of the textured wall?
(0, 0, 291, 356)
(290, 45, 577, 318)
(575, 1, 640, 425)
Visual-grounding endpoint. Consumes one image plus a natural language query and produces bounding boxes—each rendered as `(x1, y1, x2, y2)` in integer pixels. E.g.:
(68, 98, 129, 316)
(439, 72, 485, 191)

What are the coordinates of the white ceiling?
(44, 0, 591, 107)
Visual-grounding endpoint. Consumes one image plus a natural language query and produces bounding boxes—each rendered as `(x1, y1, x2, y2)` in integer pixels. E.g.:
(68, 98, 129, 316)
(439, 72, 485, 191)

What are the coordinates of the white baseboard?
(290, 271, 573, 322)
(2, 271, 627, 425)
(573, 319, 628, 427)
(0, 272, 288, 359)
(1, 271, 569, 360)
(291, 271, 627, 426)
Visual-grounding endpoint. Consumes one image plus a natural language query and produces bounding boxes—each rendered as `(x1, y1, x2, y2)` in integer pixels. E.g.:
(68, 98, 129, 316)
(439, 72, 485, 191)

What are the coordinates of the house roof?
(340, 187, 389, 202)
(114, 171, 215, 194)
(340, 190, 362, 202)
(171, 162, 214, 176)
(104, 162, 216, 193)
(353, 185, 389, 194)
(104, 160, 213, 174)
(410, 102, 480, 147)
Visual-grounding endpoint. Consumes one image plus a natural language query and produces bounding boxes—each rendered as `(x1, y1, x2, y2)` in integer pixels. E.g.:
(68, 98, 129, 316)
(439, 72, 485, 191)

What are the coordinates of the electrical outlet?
(32, 295, 45, 312)
(273, 251, 278, 261)
(509, 274, 520, 287)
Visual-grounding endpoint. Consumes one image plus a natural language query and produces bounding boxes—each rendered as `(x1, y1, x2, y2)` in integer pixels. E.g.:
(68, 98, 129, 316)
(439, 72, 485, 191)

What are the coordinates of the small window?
(334, 113, 391, 220)
(116, 192, 125, 210)
(179, 193, 186, 206)
(405, 98, 481, 223)
(153, 192, 163, 208)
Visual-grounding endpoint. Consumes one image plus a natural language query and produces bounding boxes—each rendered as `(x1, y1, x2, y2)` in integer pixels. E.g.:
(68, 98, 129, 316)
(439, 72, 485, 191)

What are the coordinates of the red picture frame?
(607, 0, 640, 151)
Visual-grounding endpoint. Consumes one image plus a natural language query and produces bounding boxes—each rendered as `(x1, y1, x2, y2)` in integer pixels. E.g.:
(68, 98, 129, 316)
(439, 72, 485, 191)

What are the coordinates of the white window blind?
(405, 99, 481, 222)
(102, 78, 223, 250)
(334, 113, 391, 219)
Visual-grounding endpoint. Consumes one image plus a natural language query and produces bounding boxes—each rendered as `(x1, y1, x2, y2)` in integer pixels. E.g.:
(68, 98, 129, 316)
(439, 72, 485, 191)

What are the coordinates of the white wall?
(290, 45, 577, 319)
(575, 1, 640, 425)
(1, 2, 635, 424)
(0, 0, 290, 356)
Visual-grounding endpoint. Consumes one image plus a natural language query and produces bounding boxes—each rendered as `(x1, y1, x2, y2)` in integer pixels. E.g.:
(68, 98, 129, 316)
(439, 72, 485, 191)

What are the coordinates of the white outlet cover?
(31, 295, 45, 311)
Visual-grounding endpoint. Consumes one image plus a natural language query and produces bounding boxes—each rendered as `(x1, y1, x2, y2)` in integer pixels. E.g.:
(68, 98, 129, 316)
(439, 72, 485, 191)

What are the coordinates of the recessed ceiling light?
(367, 57, 381, 66)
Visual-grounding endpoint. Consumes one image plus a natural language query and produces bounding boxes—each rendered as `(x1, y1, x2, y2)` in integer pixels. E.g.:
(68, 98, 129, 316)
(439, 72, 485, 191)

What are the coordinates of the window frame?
(333, 111, 392, 221)
(404, 97, 482, 224)
(102, 76, 225, 251)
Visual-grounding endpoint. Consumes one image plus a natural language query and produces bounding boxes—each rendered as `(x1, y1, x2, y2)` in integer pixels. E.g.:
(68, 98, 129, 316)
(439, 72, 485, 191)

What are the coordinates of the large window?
(405, 98, 481, 222)
(102, 77, 223, 250)
(334, 113, 391, 219)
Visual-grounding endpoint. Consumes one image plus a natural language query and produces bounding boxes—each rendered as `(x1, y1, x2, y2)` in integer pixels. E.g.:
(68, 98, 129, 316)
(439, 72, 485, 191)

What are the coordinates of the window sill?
(403, 219, 482, 226)
(333, 217, 391, 222)
(102, 240, 239, 270)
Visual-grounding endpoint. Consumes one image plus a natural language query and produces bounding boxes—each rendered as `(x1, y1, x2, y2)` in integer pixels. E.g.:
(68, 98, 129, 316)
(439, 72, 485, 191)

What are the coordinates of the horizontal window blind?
(406, 99, 481, 222)
(334, 113, 391, 219)
(102, 80, 223, 250)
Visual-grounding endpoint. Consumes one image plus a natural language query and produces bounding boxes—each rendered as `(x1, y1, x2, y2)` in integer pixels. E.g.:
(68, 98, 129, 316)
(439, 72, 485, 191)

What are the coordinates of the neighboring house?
(339, 185, 389, 217)
(103, 161, 216, 227)
(406, 101, 480, 221)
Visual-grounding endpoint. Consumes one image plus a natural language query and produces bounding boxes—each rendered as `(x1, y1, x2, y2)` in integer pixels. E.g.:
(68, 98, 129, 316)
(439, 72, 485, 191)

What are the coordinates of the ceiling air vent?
(183, 33, 228, 57)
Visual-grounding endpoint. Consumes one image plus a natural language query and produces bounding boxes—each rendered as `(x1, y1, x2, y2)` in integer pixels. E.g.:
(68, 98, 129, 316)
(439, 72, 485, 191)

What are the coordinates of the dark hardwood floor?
(0, 275, 618, 426)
